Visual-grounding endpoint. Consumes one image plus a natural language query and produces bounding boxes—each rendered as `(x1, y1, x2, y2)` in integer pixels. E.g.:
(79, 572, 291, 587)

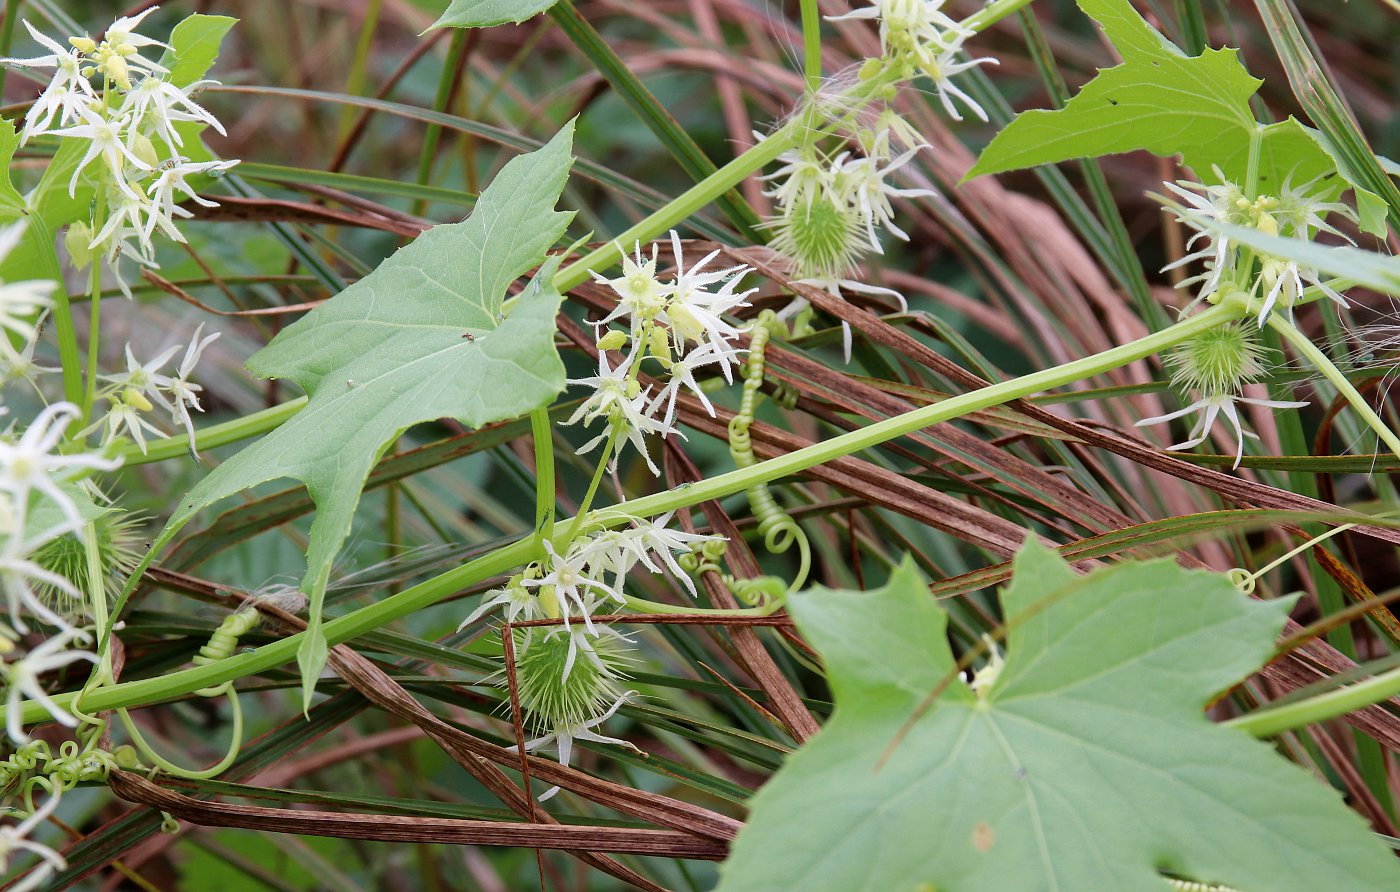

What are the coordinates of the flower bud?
(130, 132, 160, 169)
(596, 329, 628, 352)
(121, 387, 153, 412)
(65, 222, 95, 270)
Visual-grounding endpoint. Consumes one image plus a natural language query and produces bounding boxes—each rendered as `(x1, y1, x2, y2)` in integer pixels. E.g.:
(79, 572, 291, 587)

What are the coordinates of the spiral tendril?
(727, 311, 812, 590)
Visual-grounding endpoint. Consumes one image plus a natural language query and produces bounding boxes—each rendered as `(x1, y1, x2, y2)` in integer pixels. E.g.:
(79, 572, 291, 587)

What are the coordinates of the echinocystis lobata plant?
(0, 0, 1399, 889)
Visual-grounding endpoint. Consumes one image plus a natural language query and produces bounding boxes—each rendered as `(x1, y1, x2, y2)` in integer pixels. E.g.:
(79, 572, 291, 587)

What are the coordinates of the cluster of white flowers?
(570, 232, 754, 474)
(760, 122, 925, 359)
(828, 0, 997, 122)
(1145, 171, 1362, 464)
(463, 515, 720, 796)
(737, 2, 997, 364)
(2, 6, 238, 295)
(0, 10, 229, 457)
(0, 402, 138, 892)
(0, 11, 246, 876)
(81, 325, 220, 454)
(0, 787, 67, 892)
(1160, 167, 1356, 324)
(0, 406, 111, 882)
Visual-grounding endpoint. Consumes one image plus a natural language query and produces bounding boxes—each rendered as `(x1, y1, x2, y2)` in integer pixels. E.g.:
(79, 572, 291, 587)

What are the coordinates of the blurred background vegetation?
(6, 0, 1400, 888)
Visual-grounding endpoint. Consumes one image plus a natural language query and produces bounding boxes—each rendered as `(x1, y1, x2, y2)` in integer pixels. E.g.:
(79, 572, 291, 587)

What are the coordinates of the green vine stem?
(531, 406, 557, 541)
(800, 0, 823, 93)
(728, 311, 811, 590)
(1225, 663, 1400, 738)
(8, 300, 1247, 726)
(622, 592, 781, 618)
(1267, 314, 1400, 456)
(119, 397, 309, 464)
(562, 426, 618, 547)
(81, 228, 103, 421)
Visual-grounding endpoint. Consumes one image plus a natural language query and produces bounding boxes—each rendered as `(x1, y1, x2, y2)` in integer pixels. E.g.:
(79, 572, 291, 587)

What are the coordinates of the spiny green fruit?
(32, 506, 143, 620)
(515, 627, 631, 732)
(767, 192, 867, 280)
(1166, 322, 1267, 396)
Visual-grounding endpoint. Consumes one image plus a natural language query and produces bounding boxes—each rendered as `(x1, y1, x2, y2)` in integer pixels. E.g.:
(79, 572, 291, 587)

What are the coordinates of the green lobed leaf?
(427, 0, 561, 30)
(155, 14, 238, 89)
(162, 122, 578, 707)
(716, 541, 1400, 891)
(0, 120, 62, 327)
(0, 120, 26, 215)
(968, 0, 1385, 235)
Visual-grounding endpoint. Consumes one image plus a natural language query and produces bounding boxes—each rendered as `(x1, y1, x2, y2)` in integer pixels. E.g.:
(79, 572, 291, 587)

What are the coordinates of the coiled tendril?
(727, 311, 811, 590)
(677, 541, 788, 610)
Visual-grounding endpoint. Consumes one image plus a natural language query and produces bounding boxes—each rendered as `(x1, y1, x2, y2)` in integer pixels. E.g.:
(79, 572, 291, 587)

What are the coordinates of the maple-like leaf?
(162, 123, 577, 703)
(716, 541, 1400, 891)
(968, 0, 1385, 234)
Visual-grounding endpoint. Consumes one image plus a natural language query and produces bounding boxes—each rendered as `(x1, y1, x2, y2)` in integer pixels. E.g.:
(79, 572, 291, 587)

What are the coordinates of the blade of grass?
(547, 0, 762, 240)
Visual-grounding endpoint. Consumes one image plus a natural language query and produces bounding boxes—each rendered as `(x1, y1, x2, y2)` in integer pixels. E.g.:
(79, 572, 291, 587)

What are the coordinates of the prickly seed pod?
(1165, 322, 1267, 396)
(766, 190, 868, 280)
(515, 627, 631, 735)
(31, 505, 142, 618)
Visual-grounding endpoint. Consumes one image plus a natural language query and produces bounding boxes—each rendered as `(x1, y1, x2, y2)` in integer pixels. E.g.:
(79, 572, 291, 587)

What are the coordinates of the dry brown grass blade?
(269, 604, 745, 844)
(661, 441, 823, 743)
(759, 335, 1136, 534)
(107, 772, 727, 860)
(726, 247, 1400, 548)
(141, 270, 327, 317)
(187, 195, 428, 237)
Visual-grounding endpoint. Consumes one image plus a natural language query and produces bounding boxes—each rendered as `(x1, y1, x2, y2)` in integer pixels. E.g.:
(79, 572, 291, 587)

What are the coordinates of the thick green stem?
(531, 406, 556, 541)
(118, 397, 308, 464)
(1268, 315, 1400, 456)
(20, 538, 536, 723)
(799, 0, 823, 92)
(613, 302, 1246, 521)
(963, 0, 1042, 33)
(1226, 664, 1400, 738)
(551, 125, 796, 293)
(82, 255, 102, 421)
(8, 303, 1243, 724)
